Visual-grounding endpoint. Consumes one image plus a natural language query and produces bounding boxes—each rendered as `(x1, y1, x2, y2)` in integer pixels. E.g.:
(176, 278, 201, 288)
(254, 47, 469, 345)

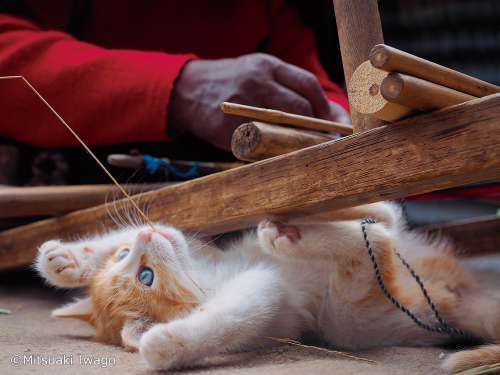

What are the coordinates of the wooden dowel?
(370, 44, 500, 98)
(424, 216, 500, 256)
(220, 102, 352, 135)
(333, 0, 385, 132)
(349, 61, 414, 121)
(381, 73, 477, 111)
(0, 184, 169, 218)
(231, 122, 334, 162)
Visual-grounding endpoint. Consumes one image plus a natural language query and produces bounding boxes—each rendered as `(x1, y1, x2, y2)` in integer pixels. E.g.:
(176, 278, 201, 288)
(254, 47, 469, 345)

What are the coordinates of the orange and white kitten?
(36, 202, 500, 372)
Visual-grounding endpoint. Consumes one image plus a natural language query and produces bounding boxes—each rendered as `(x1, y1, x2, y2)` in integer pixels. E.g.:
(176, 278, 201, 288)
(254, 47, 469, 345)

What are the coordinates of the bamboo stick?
(220, 102, 352, 135)
(0, 184, 169, 218)
(370, 44, 500, 97)
(333, 0, 385, 132)
(381, 73, 477, 111)
(231, 122, 334, 162)
(348, 61, 414, 121)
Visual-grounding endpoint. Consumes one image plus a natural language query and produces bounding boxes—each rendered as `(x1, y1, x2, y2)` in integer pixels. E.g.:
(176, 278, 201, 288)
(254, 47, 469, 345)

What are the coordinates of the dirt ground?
(1, 256, 499, 375)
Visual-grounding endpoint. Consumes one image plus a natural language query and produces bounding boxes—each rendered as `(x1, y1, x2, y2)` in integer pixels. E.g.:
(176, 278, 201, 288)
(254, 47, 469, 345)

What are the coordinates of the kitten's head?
(52, 225, 201, 350)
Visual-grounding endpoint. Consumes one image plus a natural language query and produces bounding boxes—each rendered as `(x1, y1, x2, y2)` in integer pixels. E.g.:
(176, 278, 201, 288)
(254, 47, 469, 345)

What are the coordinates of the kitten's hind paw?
(36, 240, 93, 288)
(139, 322, 196, 371)
(258, 220, 301, 256)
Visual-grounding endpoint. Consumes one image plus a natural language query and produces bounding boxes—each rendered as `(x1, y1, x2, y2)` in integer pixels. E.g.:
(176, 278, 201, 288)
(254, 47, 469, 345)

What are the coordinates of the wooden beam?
(333, 0, 385, 132)
(231, 122, 333, 162)
(0, 184, 169, 218)
(2, 94, 500, 270)
(424, 216, 500, 256)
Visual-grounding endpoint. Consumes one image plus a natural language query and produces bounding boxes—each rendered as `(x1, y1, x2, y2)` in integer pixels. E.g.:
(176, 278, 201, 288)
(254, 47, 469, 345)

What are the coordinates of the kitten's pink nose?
(137, 230, 153, 243)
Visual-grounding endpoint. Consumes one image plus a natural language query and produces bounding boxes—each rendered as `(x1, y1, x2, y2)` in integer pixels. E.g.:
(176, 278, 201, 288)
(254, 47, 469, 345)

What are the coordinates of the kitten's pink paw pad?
(37, 241, 91, 288)
(258, 221, 301, 255)
(273, 222, 301, 242)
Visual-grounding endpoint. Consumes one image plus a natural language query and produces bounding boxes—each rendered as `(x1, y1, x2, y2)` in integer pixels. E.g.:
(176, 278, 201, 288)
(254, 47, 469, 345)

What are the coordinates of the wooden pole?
(380, 73, 477, 112)
(231, 122, 334, 162)
(349, 61, 414, 121)
(2, 94, 500, 269)
(0, 184, 169, 218)
(333, 0, 385, 132)
(424, 216, 500, 256)
(220, 102, 352, 135)
(370, 44, 500, 97)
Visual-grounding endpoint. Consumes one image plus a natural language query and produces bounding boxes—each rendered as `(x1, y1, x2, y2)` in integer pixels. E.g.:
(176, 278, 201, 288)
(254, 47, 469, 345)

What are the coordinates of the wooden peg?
(381, 73, 477, 111)
(348, 61, 414, 121)
(231, 122, 334, 162)
(221, 102, 352, 135)
(370, 44, 500, 97)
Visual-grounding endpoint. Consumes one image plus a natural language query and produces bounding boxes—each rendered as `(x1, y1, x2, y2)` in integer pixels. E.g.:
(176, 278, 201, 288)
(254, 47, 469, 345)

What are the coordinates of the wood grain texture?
(424, 216, 500, 256)
(370, 44, 500, 97)
(231, 122, 333, 162)
(0, 184, 168, 218)
(381, 73, 477, 111)
(349, 61, 414, 121)
(2, 94, 500, 270)
(333, 0, 385, 132)
(220, 102, 353, 135)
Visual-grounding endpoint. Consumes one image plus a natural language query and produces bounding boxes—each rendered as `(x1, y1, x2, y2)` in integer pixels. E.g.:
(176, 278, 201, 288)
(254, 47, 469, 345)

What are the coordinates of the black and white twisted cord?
(360, 218, 473, 339)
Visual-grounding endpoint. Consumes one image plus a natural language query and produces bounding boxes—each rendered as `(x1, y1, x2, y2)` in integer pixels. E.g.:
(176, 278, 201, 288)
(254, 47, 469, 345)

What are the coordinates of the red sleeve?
(0, 14, 196, 147)
(265, 2, 349, 111)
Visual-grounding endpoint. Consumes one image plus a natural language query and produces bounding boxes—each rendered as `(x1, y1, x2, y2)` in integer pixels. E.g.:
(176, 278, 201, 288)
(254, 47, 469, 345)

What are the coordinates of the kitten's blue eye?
(117, 248, 130, 261)
(139, 267, 154, 286)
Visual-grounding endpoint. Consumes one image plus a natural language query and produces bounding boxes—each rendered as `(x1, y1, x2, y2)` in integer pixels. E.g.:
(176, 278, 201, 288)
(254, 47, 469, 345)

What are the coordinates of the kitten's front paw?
(36, 240, 93, 288)
(258, 220, 301, 256)
(139, 322, 195, 370)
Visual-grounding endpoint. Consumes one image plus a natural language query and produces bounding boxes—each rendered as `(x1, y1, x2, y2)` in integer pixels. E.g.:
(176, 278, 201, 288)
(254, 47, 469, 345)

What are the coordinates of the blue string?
(143, 154, 199, 180)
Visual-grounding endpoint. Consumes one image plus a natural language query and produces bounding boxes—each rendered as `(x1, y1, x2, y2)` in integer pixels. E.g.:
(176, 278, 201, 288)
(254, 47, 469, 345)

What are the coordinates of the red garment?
(0, 1, 348, 147)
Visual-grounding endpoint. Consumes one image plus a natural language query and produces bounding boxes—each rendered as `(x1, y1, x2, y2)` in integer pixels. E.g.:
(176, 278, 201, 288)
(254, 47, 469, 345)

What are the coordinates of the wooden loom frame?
(1, 0, 500, 270)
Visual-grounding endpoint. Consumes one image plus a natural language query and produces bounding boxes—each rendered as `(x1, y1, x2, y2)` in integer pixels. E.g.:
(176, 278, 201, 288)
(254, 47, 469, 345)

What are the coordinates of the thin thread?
(0, 75, 155, 230)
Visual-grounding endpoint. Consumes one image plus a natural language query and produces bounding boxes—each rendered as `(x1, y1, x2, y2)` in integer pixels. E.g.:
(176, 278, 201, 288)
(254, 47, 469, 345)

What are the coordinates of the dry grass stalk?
(264, 336, 376, 364)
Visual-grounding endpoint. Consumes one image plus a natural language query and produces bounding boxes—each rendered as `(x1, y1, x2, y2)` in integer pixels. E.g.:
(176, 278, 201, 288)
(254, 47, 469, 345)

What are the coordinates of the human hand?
(169, 53, 350, 151)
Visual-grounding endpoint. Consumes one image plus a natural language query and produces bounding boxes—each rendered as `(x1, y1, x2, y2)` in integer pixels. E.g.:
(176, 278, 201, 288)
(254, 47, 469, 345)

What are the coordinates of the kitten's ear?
(121, 319, 152, 352)
(51, 297, 93, 322)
